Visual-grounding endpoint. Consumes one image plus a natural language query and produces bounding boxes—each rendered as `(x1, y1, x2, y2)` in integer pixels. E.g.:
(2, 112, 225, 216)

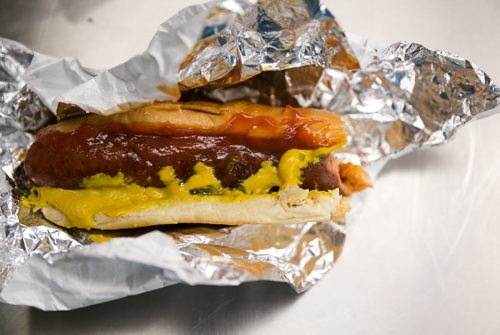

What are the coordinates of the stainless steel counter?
(2, 1, 500, 334)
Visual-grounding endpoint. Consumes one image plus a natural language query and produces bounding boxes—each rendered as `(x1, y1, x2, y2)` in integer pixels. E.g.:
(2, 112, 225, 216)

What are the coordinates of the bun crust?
(45, 101, 346, 148)
(39, 186, 349, 230)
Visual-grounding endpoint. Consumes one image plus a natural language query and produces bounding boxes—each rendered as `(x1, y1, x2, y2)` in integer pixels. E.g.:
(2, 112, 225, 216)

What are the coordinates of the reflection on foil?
(0, 39, 63, 289)
(178, 0, 359, 90)
(318, 42, 500, 163)
(0, 39, 53, 173)
(170, 222, 346, 291)
(0, 0, 499, 310)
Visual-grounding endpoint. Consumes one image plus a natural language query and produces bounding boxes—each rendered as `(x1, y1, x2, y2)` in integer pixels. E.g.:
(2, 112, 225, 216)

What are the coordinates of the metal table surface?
(1, 1, 500, 334)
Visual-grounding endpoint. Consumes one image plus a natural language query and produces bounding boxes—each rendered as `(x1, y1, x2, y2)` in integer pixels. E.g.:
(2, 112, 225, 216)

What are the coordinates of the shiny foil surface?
(0, 39, 73, 292)
(0, 0, 499, 310)
(178, 0, 359, 90)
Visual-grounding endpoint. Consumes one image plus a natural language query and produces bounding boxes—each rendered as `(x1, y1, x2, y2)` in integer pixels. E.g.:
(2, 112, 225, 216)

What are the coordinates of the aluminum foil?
(177, 0, 359, 89)
(1, 0, 499, 310)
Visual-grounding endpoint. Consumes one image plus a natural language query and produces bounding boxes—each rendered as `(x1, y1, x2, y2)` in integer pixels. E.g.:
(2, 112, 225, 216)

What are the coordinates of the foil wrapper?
(1, 0, 499, 310)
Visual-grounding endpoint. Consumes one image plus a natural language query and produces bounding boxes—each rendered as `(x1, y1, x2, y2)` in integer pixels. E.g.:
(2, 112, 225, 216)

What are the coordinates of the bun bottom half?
(38, 186, 350, 230)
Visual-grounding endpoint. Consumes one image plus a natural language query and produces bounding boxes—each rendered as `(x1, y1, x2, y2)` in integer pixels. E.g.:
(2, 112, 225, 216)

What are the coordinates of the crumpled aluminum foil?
(0, 39, 53, 171)
(0, 38, 77, 292)
(178, 0, 359, 89)
(0, 0, 499, 310)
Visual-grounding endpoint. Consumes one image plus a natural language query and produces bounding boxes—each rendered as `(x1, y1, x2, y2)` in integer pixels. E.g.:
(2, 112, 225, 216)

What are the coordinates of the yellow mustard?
(242, 161, 281, 194)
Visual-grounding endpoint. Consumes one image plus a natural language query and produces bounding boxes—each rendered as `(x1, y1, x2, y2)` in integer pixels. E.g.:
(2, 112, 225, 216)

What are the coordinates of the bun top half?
(46, 101, 346, 149)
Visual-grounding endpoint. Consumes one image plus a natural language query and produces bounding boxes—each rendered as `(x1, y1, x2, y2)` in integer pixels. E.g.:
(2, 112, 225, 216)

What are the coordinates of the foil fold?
(319, 42, 500, 163)
(178, 0, 359, 90)
(0, 0, 499, 310)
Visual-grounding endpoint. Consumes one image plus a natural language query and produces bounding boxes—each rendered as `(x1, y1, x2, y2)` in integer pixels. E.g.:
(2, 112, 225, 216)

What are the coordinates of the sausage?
(301, 155, 351, 196)
(24, 124, 282, 189)
(24, 123, 355, 195)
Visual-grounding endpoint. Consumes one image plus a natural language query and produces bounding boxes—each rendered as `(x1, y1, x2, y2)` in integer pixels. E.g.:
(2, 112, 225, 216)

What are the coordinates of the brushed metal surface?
(1, 0, 500, 334)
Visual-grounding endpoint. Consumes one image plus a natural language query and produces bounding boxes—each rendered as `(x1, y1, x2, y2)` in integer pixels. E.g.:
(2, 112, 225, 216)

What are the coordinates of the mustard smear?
(88, 234, 113, 243)
(81, 172, 129, 188)
(23, 147, 337, 229)
(182, 162, 222, 192)
(242, 161, 281, 194)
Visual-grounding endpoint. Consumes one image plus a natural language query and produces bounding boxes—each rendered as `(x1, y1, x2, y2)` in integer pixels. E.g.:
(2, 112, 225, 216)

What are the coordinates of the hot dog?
(21, 101, 371, 230)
